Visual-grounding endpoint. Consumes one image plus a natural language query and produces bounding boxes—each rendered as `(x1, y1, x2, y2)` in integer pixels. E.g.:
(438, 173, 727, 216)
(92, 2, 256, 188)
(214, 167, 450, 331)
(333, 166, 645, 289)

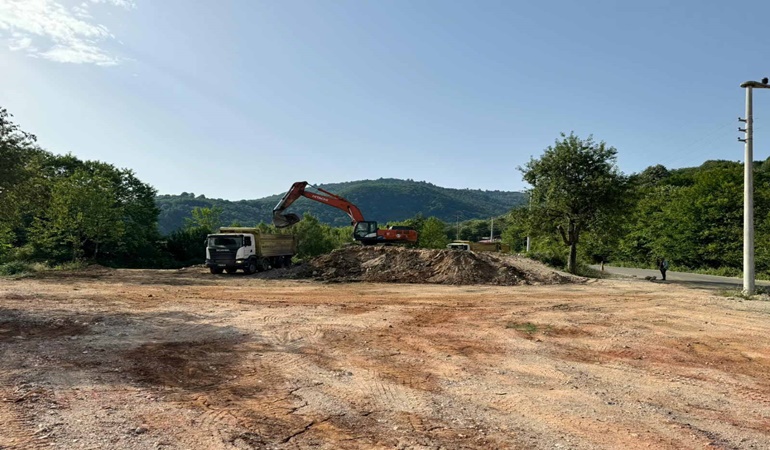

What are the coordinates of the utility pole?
(490, 217, 494, 241)
(739, 78, 770, 295)
(525, 191, 532, 252)
(456, 213, 461, 240)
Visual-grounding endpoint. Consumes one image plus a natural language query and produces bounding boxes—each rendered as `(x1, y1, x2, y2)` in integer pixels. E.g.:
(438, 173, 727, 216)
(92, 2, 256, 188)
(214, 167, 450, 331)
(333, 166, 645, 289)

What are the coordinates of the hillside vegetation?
(156, 179, 526, 234)
(5, 103, 770, 278)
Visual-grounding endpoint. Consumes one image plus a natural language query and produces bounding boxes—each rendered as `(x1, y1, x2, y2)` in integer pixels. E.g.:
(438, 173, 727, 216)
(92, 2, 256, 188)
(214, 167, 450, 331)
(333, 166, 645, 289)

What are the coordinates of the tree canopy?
(0, 108, 162, 267)
(521, 133, 628, 273)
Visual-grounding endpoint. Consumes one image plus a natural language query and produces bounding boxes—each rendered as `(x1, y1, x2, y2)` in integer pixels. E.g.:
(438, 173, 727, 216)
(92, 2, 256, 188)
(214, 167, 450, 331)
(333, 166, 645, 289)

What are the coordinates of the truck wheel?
(283, 256, 292, 268)
(245, 260, 257, 275)
(225, 268, 237, 274)
(210, 267, 224, 274)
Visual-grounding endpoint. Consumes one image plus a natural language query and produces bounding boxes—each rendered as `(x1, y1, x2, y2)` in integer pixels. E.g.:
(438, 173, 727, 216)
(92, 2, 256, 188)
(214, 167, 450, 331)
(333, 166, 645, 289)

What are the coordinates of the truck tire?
(283, 256, 292, 268)
(245, 260, 257, 275)
(210, 267, 224, 275)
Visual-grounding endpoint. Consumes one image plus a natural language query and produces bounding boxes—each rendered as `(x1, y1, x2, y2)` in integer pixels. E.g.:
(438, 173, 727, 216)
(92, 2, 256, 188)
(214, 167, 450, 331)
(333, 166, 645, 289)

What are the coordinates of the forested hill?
(156, 179, 526, 235)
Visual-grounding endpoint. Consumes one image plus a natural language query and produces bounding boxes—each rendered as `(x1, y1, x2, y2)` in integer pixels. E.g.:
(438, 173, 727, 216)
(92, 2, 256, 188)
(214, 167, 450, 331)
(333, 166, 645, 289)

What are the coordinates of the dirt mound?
(285, 247, 584, 285)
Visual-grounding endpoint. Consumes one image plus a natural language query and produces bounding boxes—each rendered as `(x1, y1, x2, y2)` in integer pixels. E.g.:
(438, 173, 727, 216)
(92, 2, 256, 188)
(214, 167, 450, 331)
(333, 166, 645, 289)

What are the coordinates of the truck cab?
(205, 232, 259, 274)
(447, 242, 472, 251)
(446, 240, 510, 252)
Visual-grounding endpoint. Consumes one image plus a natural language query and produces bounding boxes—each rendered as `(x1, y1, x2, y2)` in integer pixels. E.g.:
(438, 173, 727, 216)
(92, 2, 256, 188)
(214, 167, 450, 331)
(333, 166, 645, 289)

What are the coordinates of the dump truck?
(205, 227, 297, 274)
(447, 240, 511, 253)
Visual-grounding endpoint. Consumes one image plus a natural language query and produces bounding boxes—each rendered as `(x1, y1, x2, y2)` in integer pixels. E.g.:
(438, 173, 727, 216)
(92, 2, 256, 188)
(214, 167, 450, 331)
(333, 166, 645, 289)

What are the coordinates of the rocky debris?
(266, 246, 584, 285)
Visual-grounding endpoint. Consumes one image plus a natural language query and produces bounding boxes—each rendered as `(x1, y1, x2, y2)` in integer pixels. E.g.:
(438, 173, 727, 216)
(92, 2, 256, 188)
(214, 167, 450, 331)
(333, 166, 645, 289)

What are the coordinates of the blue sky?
(1, 0, 769, 200)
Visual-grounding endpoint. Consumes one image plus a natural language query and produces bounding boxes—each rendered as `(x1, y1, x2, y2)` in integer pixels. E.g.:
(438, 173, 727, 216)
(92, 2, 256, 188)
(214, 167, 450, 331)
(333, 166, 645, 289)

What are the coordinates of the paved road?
(590, 265, 770, 291)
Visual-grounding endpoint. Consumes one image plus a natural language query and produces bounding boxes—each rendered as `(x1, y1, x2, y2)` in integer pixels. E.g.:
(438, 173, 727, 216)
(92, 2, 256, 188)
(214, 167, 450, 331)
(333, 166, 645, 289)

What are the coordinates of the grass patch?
(0, 259, 92, 278)
(506, 321, 540, 334)
(574, 264, 613, 279)
(716, 286, 770, 300)
(52, 260, 88, 271)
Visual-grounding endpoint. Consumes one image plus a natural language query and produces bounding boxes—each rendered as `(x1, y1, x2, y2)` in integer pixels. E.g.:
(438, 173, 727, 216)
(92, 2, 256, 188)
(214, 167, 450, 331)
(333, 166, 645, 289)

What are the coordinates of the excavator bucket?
(273, 212, 301, 228)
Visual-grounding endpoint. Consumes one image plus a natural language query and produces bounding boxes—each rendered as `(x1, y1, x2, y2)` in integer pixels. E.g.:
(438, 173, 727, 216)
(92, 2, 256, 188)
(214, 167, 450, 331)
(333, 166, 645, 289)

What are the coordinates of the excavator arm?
(272, 181, 365, 228)
(272, 181, 418, 245)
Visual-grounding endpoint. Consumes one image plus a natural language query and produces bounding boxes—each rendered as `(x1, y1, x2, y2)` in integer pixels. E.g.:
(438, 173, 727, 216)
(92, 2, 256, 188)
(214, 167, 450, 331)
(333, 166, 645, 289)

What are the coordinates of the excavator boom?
(272, 181, 365, 228)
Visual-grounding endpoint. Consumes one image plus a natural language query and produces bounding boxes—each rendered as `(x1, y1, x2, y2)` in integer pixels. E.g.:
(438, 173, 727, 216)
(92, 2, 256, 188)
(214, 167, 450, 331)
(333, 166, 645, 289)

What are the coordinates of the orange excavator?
(272, 181, 418, 245)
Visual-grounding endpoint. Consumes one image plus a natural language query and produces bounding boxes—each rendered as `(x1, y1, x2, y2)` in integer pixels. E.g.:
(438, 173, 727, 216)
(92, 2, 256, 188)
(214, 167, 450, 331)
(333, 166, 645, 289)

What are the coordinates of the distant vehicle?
(447, 240, 510, 253)
(205, 227, 296, 275)
(272, 181, 418, 245)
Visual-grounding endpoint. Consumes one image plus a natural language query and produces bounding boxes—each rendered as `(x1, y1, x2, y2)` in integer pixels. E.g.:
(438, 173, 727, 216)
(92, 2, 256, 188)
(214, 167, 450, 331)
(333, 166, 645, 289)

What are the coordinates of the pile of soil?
(271, 246, 584, 285)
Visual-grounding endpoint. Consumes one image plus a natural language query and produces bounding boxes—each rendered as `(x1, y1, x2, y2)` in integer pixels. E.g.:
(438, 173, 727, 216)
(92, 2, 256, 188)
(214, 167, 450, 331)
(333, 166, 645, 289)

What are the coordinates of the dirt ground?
(1, 266, 770, 449)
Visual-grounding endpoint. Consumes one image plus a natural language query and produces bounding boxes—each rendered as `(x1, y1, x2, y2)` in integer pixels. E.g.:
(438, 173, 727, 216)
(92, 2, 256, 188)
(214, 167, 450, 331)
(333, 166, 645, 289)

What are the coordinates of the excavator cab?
(353, 221, 378, 242)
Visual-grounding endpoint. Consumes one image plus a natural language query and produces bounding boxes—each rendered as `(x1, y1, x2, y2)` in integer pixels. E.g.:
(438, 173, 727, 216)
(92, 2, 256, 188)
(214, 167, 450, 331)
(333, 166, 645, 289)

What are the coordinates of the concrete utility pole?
(525, 191, 532, 252)
(490, 217, 494, 241)
(739, 79, 770, 295)
(456, 213, 461, 240)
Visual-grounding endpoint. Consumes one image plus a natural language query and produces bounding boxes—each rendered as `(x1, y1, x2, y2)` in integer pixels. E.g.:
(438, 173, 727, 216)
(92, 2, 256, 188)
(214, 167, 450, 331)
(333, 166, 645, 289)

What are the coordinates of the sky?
(1, 0, 770, 200)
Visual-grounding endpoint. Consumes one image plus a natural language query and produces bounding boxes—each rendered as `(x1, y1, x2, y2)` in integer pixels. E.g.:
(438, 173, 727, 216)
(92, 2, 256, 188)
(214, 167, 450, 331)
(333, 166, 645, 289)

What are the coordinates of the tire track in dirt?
(253, 317, 462, 447)
(0, 403, 47, 450)
(192, 395, 242, 439)
(540, 345, 766, 448)
(0, 385, 54, 450)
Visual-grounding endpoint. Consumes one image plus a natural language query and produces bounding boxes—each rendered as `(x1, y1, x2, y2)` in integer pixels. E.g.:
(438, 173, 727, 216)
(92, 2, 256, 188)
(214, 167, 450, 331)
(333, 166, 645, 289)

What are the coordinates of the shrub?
(0, 261, 34, 276)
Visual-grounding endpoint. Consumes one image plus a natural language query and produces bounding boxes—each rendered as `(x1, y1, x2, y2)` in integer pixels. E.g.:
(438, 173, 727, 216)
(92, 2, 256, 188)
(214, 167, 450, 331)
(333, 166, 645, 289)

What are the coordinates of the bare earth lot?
(2, 267, 770, 449)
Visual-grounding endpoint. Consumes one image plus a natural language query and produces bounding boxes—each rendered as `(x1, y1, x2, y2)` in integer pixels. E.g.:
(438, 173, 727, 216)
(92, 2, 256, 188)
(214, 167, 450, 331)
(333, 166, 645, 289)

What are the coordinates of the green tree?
(0, 107, 36, 197)
(165, 226, 209, 267)
(294, 213, 335, 259)
(186, 206, 222, 232)
(36, 170, 124, 261)
(0, 108, 48, 243)
(580, 210, 626, 270)
(521, 133, 627, 273)
(112, 168, 161, 266)
(419, 217, 449, 249)
(501, 207, 529, 253)
(619, 162, 744, 272)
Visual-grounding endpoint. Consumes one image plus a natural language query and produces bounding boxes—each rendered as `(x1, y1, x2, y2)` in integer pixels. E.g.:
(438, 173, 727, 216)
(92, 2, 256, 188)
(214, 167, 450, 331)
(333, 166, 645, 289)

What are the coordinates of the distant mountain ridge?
(155, 178, 526, 235)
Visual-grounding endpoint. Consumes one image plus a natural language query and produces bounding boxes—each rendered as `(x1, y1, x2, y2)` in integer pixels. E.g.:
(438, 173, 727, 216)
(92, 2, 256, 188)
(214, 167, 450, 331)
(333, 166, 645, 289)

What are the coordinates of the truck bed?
(257, 234, 297, 257)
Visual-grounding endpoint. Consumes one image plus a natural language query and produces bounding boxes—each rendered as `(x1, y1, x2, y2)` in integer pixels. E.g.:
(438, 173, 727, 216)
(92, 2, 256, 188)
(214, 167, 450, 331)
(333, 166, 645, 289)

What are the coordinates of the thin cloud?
(0, 0, 133, 66)
(8, 33, 34, 51)
(90, 0, 135, 8)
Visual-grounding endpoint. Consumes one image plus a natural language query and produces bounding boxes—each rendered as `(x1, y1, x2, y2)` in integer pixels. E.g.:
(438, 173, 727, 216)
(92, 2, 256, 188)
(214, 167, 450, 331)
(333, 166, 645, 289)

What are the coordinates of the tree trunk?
(558, 220, 580, 274)
(567, 221, 579, 274)
(568, 242, 578, 274)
